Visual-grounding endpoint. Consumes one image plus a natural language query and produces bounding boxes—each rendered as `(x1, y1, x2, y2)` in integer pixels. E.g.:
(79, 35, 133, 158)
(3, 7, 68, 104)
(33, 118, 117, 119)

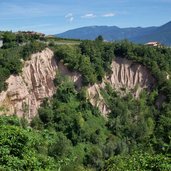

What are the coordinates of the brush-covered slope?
(1, 37, 171, 171)
(0, 47, 155, 118)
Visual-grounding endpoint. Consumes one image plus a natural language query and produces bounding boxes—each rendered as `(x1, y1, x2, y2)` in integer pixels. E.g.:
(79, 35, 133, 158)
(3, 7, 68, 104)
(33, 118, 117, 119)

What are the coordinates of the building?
(26, 31, 45, 37)
(145, 41, 161, 47)
(0, 39, 3, 48)
(16, 31, 45, 37)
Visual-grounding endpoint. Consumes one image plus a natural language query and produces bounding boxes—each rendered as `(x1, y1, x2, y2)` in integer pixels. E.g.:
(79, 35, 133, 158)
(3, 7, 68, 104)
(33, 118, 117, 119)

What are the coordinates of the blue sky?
(0, 0, 171, 34)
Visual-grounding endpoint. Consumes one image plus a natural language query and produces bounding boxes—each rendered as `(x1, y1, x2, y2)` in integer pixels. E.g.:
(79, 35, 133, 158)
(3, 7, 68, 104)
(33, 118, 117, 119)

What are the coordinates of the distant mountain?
(131, 21, 171, 45)
(56, 21, 171, 45)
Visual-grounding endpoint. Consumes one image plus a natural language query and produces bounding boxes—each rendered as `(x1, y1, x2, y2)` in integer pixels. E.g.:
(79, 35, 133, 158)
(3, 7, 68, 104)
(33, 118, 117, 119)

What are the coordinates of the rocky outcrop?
(108, 58, 155, 95)
(0, 48, 82, 119)
(87, 58, 156, 115)
(58, 62, 82, 88)
(0, 51, 155, 118)
(0, 48, 57, 119)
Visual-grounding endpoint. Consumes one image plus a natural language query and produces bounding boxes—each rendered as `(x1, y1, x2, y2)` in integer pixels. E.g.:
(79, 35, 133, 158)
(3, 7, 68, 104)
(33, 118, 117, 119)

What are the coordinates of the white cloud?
(65, 13, 74, 22)
(81, 13, 96, 18)
(102, 13, 115, 17)
(65, 13, 73, 18)
(69, 17, 74, 22)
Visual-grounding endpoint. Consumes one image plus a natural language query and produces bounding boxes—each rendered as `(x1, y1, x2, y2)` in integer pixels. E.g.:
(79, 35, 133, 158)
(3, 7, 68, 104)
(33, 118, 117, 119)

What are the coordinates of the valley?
(0, 32, 171, 170)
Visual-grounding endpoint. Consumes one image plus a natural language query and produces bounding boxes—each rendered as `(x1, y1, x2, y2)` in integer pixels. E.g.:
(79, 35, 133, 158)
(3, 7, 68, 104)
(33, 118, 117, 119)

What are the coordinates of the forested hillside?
(0, 33, 171, 170)
(0, 32, 46, 92)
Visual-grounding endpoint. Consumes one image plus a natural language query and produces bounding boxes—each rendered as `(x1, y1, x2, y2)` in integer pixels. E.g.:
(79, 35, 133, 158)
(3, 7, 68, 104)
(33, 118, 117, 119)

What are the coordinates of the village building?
(0, 39, 3, 48)
(16, 31, 45, 37)
(145, 41, 161, 47)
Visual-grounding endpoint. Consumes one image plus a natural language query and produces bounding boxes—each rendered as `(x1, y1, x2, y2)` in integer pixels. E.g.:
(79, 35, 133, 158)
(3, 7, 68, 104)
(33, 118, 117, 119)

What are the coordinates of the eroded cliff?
(87, 58, 156, 115)
(0, 48, 82, 119)
(0, 49, 155, 118)
(0, 48, 57, 119)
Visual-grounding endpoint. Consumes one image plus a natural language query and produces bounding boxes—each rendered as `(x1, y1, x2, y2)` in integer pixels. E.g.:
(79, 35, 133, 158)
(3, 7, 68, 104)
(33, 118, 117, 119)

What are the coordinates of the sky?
(0, 0, 171, 34)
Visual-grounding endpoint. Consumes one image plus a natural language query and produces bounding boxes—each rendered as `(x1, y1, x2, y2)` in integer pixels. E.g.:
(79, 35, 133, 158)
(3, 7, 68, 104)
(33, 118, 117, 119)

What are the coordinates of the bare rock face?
(0, 52, 155, 118)
(58, 62, 82, 88)
(0, 48, 82, 119)
(87, 58, 156, 115)
(0, 48, 57, 119)
(108, 58, 155, 95)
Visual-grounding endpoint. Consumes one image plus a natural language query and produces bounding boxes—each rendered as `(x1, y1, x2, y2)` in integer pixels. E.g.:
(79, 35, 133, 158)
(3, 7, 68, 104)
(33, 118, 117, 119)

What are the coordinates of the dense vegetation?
(54, 36, 113, 85)
(0, 32, 46, 91)
(0, 34, 171, 170)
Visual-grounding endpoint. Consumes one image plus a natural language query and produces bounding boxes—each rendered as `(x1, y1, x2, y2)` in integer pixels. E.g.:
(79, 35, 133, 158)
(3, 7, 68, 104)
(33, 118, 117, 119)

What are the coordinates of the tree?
(95, 35, 104, 42)
(48, 132, 73, 158)
(104, 151, 171, 171)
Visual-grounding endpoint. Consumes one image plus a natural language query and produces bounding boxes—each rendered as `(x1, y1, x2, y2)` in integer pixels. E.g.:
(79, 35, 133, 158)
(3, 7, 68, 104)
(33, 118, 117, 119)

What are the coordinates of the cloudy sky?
(0, 0, 171, 34)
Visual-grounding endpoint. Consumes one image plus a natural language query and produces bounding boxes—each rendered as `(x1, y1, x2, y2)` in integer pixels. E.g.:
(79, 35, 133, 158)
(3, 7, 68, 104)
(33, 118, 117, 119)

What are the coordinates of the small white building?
(145, 41, 161, 47)
(0, 39, 3, 48)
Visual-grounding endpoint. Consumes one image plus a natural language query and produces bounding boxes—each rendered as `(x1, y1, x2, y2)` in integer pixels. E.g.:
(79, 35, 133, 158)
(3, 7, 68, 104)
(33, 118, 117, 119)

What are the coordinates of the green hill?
(0, 34, 171, 170)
